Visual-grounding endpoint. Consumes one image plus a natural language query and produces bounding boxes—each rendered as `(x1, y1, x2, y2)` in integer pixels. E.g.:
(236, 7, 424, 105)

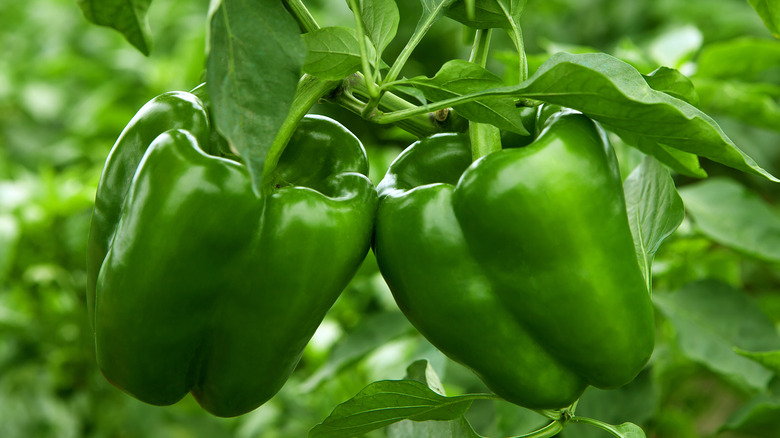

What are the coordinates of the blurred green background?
(2, 0, 780, 436)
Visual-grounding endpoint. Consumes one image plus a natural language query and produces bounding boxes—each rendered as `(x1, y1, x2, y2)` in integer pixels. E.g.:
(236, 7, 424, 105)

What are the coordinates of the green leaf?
(207, 0, 306, 193)
(696, 37, 780, 81)
(643, 67, 699, 106)
(610, 422, 647, 438)
(748, 0, 780, 38)
(623, 157, 685, 289)
(653, 280, 780, 391)
(735, 348, 780, 375)
(360, 0, 399, 57)
(679, 177, 780, 262)
(303, 27, 373, 80)
(77, 0, 152, 55)
(446, 0, 526, 29)
(415, 0, 458, 39)
(409, 60, 529, 134)
(501, 52, 776, 181)
(386, 360, 484, 438)
(308, 379, 481, 438)
(695, 78, 780, 132)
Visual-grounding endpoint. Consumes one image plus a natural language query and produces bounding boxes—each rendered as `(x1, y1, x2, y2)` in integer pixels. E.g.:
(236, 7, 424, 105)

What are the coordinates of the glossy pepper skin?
(87, 91, 377, 417)
(373, 111, 654, 409)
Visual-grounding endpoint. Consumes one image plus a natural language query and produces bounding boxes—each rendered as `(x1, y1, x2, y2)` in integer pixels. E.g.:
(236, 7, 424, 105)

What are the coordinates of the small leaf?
(679, 177, 780, 262)
(748, 0, 780, 38)
(611, 422, 647, 438)
(403, 360, 447, 395)
(360, 0, 400, 57)
(735, 348, 780, 375)
(207, 0, 306, 193)
(303, 27, 374, 80)
(77, 0, 152, 55)
(623, 157, 685, 289)
(415, 0, 459, 40)
(653, 280, 780, 391)
(446, 0, 525, 29)
(410, 60, 529, 134)
(643, 67, 699, 106)
(308, 380, 480, 438)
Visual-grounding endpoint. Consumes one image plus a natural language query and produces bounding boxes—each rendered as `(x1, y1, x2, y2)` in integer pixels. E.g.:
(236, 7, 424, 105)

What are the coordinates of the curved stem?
(511, 421, 564, 438)
(281, 0, 319, 33)
(261, 75, 340, 194)
(569, 416, 623, 437)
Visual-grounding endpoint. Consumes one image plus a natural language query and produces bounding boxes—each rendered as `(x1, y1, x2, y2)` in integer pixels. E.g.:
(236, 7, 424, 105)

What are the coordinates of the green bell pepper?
(87, 90, 377, 417)
(373, 110, 654, 409)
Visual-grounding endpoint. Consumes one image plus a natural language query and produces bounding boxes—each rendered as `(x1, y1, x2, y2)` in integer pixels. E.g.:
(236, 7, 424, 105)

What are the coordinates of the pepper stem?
(261, 75, 340, 195)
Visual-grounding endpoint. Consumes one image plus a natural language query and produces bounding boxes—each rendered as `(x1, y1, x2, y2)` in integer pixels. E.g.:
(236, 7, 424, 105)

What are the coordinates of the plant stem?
(334, 73, 463, 137)
(511, 421, 564, 438)
(261, 75, 340, 194)
(346, 0, 379, 99)
(281, 0, 319, 33)
(466, 29, 502, 161)
(384, 3, 452, 85)
(469, 28, 491, 65)
(569, 416, 624, 437)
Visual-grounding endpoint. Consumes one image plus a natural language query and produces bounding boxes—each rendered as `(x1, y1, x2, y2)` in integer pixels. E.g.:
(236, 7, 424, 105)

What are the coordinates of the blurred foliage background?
(2, 0, 780, 436)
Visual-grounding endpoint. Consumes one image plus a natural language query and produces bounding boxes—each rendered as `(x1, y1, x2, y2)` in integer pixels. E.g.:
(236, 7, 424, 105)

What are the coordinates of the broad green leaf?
(748, 0, 780, 38)
(207, 0, 306, 193)
(410, 60, 529, 134)
(695, 78, 780, 132)
(301, 312, 413, 391)
(386, 360, 484, 438)
(643, 67, 699, 106)
(679, 177, 780, 262)
(653, 280, 780, 391)
(696, 37, 780, 81)
(499, 52, 776, 181)
(360, 0, 399, 57)
(623, 157, 685, 289)
(735, 348, 780, 375)
(303, 27, 373, 80)
(77, 0, 152, 55)
(446, 0, 526, 29)
(308, 380, 482, 438)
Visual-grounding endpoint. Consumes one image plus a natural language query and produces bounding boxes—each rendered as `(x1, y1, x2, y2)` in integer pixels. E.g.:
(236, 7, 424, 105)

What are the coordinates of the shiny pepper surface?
(87, 91, 377, 417)
(373, 111, 654, 409)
